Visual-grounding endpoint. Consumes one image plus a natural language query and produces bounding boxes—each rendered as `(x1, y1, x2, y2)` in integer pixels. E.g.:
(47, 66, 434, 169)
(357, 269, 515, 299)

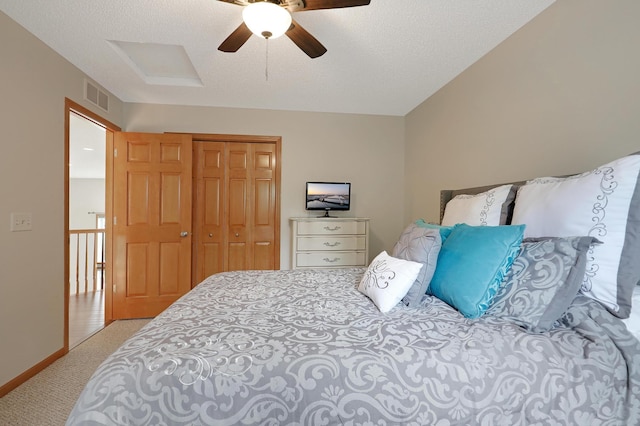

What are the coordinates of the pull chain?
(265, 38, 269, 81)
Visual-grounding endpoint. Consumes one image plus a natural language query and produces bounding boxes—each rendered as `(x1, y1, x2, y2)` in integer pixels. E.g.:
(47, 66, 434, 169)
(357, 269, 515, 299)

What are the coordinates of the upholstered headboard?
(439, 175, 573, 224)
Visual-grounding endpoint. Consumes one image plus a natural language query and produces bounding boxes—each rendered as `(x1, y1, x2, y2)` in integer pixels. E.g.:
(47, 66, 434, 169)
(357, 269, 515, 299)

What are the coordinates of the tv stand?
(320, 210, 333, 218)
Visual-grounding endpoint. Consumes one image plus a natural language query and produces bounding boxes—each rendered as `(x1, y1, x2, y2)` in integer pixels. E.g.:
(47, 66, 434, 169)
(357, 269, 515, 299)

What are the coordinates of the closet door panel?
(251, 145, 277, 269)
(192, 142, 225, 285)
(227, 144, 250, 270)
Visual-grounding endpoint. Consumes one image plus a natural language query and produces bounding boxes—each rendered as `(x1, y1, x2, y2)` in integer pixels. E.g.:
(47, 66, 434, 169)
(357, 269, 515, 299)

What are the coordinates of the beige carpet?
(0, 319, 150, 426)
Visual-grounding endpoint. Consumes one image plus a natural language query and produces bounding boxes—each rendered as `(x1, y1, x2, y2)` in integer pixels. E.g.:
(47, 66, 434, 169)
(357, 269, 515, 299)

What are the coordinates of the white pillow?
(511, 154, 640, 318)
(442, 184, 515, 226)
(358, 251, 423, 313)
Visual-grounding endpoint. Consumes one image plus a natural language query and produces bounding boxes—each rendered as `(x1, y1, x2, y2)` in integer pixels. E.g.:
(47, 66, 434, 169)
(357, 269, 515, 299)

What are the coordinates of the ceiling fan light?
(242, 2, 292, 40)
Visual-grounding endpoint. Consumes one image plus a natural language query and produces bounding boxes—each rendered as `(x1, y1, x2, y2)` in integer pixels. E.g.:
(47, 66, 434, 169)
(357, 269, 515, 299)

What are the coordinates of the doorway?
(64, 99, 120, 350)
(68, 111, 105, 347)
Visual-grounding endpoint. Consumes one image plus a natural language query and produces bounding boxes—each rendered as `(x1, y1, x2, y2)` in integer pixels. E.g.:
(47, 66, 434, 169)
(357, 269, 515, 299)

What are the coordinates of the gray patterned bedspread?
(67, 269, 640, 425)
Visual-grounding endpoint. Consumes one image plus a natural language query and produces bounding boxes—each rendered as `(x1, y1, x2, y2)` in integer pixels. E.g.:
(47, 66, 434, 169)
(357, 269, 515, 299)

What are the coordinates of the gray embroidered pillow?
(487, 236, 599, 333)
(392, 224, 442, 307)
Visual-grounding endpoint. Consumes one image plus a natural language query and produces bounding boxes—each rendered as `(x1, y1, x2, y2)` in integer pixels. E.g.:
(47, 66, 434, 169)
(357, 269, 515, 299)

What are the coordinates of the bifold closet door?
(192, 141, 278, 284)
(227, 143, 277, 271)
(192, 142, 225, 285)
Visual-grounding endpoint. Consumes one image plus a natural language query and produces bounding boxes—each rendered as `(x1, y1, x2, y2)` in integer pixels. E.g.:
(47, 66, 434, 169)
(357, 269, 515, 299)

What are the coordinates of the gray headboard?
(439, 175, 573, 224)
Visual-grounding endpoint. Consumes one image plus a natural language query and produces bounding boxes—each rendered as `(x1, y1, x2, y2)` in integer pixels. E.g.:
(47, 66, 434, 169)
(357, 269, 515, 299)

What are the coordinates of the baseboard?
(0, 347, 67, 397)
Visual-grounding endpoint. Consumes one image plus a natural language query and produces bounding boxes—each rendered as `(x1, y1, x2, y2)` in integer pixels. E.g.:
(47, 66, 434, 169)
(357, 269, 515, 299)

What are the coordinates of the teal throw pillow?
(428, 223, 525, 319)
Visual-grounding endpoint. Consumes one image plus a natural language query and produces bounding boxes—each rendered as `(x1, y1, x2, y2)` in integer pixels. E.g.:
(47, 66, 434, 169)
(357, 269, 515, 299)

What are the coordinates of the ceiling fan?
(217, 0, 371, 58)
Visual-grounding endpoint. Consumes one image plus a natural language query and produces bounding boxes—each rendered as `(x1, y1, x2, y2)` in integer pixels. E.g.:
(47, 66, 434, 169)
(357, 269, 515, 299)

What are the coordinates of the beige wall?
(0, 12, 123, 387)
(123, 103, 406, 268)
(405, 0, 640, 224)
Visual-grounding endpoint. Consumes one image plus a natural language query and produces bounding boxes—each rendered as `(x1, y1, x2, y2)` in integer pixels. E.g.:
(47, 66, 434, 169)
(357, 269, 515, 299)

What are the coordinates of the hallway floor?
(69, 289, 104, 348)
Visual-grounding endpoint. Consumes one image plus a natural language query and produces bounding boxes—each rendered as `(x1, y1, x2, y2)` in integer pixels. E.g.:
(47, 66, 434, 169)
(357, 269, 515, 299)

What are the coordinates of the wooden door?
(227, 143, 250, 271)
(227, 143, 278, 271)
(192, 139, 279, 281)
(192, 141, 225, 285)
(250, 143, 278, 270)
(112, 132, 192, 319)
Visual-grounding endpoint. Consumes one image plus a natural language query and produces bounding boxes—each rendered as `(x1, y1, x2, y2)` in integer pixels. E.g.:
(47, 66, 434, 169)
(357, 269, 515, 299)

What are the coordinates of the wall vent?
(84, 79, 109, 112)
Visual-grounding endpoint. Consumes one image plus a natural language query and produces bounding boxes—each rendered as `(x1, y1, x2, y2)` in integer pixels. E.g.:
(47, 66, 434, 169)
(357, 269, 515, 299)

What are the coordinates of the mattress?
(67, 268, 640, 425)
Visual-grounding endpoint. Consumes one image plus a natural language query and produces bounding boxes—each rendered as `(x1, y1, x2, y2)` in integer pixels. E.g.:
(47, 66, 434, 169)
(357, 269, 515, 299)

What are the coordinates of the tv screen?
(306, 182, 351, 216)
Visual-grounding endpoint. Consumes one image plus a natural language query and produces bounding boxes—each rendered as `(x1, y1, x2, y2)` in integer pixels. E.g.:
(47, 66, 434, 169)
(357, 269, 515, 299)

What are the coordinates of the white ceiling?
(1, 0, 554, 117)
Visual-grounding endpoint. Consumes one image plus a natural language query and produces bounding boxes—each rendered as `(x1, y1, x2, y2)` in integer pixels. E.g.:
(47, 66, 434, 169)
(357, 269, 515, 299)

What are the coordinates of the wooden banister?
(69, 229, 105, 294)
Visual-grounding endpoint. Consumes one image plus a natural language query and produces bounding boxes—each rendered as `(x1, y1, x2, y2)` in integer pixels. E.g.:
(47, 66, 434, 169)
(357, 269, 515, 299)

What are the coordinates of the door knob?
(180, 231, 189, 237)
(209, 233, 213, 238)
(235, 233, 240, 237)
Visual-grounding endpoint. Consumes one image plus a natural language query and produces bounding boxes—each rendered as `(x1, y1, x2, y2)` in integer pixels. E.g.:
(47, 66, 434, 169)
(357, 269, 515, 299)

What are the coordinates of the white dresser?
(290, 217, 370, 269)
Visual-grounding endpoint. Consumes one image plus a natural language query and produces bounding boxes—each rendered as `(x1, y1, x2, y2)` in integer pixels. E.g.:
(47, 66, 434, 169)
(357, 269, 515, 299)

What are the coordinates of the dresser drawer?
(295, 251, 367, 268)
(296, 220, 366, 236)
(297, 236, 366, 251)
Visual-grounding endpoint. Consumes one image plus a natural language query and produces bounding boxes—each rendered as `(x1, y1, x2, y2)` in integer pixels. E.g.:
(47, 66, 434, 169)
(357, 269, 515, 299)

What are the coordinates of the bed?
(67, 154, 640, 425)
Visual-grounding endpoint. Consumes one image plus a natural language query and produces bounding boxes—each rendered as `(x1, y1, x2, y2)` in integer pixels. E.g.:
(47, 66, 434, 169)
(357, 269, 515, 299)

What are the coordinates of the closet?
(191, 136, 280, 285)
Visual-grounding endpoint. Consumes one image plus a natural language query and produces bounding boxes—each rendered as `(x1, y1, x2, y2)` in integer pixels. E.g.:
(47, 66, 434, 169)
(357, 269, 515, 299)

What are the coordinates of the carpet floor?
(0, 319, 150, 426)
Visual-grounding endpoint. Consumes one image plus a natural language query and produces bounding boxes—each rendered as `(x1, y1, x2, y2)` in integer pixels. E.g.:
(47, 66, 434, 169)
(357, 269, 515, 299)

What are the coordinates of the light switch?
(10, 213, 32, 232)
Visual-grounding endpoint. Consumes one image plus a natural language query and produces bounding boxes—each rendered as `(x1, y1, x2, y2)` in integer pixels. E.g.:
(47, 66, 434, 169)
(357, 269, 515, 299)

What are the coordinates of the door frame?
(64, 98, 120, 352)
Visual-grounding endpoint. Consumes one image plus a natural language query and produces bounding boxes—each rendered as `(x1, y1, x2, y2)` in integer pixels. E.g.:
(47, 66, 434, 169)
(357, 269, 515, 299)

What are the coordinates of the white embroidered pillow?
(442, 184, 515, 226)
(511, 154, 640, 318)
(358, 251, 423, 313)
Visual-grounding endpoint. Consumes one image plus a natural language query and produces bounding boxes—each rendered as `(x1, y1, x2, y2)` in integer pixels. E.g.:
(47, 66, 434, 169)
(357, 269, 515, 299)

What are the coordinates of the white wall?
(405, 0, 640, 223)
(69, 179, 105, 229)
(123, 103, 406, 269)
(0, 11, 123, 388)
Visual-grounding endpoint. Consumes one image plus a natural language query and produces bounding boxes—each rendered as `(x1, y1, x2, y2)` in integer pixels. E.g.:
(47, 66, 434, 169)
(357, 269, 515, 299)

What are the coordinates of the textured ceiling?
(1, 0, 554, 116)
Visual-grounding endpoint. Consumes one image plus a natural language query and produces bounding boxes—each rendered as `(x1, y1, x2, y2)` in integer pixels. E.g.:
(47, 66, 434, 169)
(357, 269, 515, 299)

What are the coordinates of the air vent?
(84, 79, 109, 112)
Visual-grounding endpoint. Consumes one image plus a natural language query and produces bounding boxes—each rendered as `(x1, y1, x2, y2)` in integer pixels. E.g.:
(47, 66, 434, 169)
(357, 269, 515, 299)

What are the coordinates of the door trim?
(64, 98, 120, 352)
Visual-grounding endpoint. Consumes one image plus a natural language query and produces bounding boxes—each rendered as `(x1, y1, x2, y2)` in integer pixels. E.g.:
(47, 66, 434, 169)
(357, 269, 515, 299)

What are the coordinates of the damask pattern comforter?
(67, 269, 640, 425)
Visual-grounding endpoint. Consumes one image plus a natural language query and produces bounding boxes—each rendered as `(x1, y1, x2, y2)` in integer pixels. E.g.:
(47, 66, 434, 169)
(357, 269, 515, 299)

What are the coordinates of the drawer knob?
(323, 257, 340, 263)
(323, 226, 341, 232)
(324, 241, 341, 247)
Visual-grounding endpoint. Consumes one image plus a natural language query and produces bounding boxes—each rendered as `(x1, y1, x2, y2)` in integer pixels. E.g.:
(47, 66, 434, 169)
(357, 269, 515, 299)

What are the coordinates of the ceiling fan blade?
(217, 0, 249, 5)
(218, 22, 253, 53)
(290, 0, 370, 12)
(286, 19, 327, 58)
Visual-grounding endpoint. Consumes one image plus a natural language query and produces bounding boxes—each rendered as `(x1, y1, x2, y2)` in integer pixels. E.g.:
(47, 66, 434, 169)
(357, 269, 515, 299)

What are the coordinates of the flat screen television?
(306, 182, 351, 217)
